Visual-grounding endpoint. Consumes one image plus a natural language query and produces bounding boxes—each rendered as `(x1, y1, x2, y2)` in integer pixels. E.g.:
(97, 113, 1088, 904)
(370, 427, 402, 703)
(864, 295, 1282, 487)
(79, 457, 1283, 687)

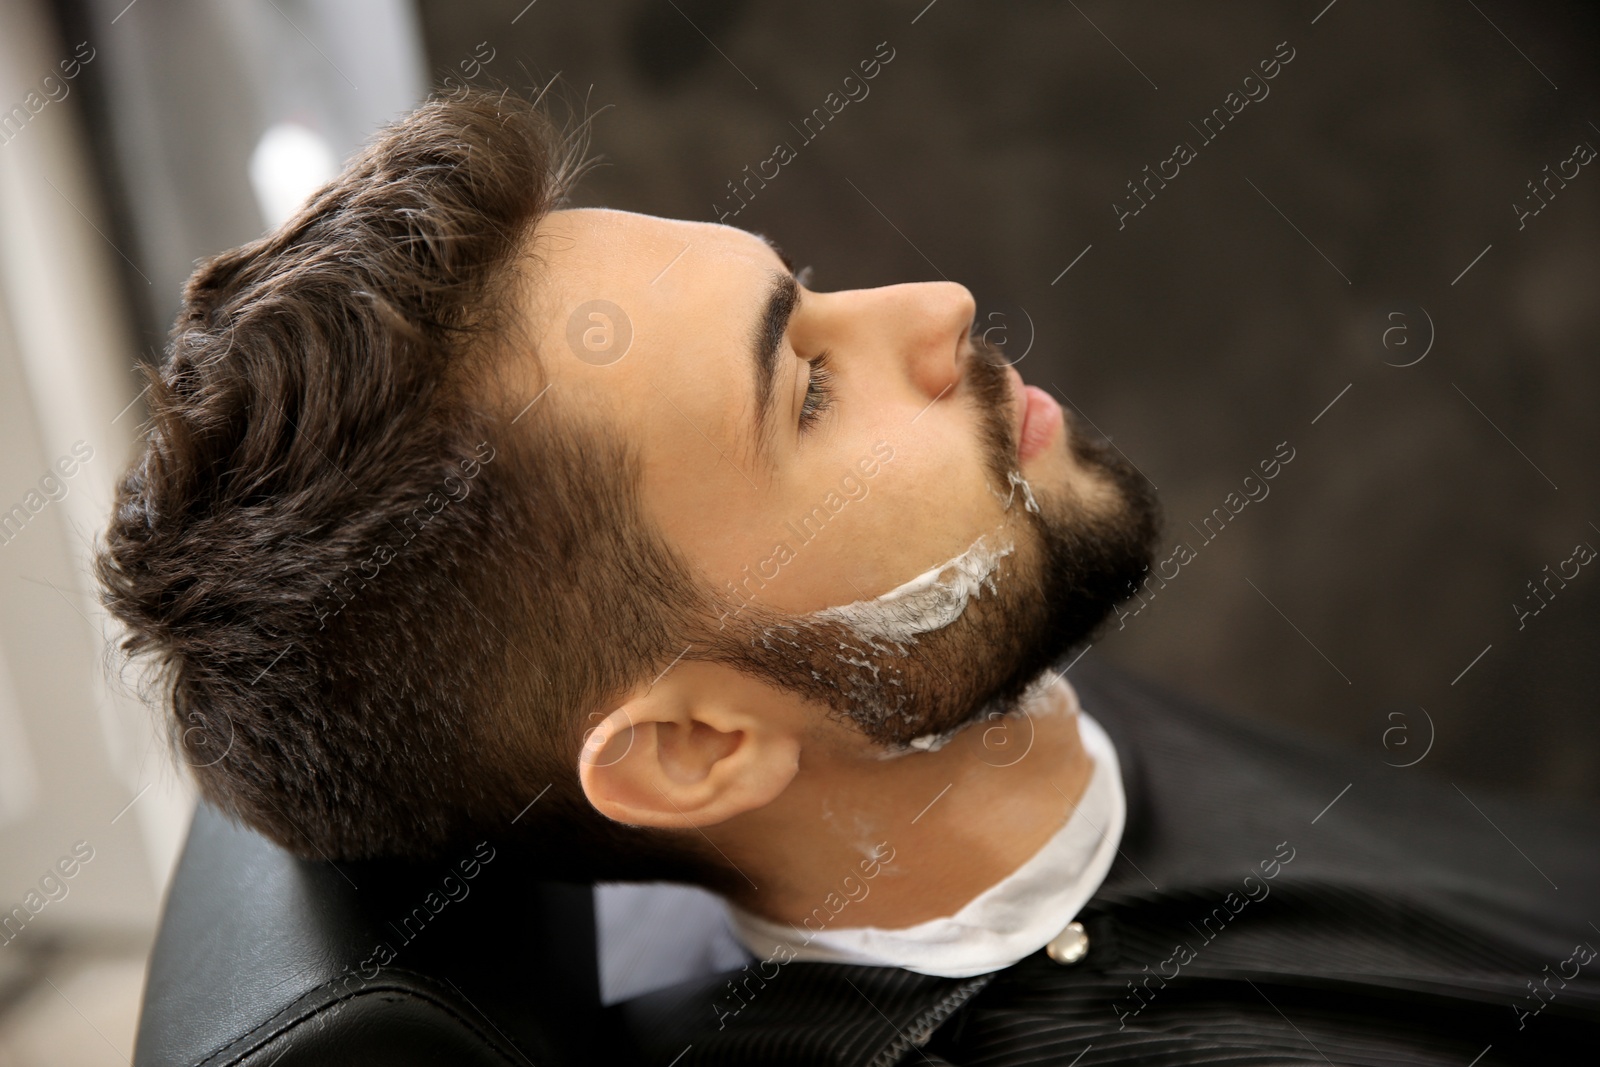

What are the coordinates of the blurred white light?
(248, 122, 338, 230)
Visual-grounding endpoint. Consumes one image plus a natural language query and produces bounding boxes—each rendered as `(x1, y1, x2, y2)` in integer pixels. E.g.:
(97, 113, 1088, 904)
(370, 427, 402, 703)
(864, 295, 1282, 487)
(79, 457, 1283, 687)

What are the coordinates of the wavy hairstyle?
(96, 88, 729, 887)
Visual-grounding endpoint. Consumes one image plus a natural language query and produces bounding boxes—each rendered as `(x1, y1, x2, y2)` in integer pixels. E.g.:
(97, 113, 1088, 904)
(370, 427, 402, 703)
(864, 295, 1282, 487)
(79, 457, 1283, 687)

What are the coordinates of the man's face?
(522, 208, 1157, 749)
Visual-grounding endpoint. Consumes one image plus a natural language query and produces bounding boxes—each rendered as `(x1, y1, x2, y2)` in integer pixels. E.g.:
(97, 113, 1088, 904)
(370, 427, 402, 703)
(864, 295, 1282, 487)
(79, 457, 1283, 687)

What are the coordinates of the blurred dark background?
(0, 1, 1594, 1055)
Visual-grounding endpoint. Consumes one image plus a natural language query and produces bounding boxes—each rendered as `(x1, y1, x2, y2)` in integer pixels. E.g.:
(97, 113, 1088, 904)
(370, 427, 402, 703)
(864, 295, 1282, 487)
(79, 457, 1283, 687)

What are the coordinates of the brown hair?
(96, 88, 727, 886)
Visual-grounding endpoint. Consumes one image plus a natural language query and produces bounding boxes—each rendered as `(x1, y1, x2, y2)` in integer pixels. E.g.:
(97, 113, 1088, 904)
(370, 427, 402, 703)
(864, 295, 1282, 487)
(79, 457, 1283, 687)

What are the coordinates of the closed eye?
(798, 351, 835, 433)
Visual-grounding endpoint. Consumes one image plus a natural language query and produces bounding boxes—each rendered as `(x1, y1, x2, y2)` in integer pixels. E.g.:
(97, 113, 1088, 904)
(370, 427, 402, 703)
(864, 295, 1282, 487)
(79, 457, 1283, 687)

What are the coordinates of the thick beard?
(697, 338, 1161, 748)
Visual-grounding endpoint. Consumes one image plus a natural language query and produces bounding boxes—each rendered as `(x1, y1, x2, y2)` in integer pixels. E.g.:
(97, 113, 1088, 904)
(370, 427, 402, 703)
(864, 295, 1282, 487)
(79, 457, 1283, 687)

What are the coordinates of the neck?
(715, 675, 1093, 929)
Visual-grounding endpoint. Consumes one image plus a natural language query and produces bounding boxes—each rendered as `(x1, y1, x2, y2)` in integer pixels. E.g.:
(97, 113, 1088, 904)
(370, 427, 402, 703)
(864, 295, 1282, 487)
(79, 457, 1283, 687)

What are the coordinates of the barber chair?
(131, 803, 631, 1066)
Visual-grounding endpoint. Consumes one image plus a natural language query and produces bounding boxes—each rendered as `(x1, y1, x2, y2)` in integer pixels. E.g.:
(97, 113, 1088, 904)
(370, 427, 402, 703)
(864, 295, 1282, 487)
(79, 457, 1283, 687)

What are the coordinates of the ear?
(577, 660, 801, 829)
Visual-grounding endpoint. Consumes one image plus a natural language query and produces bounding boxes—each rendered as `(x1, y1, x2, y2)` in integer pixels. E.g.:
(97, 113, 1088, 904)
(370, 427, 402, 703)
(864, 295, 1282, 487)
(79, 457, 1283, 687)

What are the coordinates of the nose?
(871, 281, 977, 400)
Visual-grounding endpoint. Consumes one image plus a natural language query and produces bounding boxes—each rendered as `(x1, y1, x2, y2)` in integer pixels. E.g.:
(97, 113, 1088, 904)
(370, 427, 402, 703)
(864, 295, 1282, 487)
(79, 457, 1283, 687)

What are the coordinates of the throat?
(725, 673, 1094, 929)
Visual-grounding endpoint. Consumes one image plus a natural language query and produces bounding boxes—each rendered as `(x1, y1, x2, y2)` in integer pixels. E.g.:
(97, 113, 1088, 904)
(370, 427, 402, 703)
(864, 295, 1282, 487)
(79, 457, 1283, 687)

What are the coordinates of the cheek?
(647, 382, 1013, 612)
(766, 429, 1007, 610)
(881, 411, 1009, 527)
(639, 413, 766, 576)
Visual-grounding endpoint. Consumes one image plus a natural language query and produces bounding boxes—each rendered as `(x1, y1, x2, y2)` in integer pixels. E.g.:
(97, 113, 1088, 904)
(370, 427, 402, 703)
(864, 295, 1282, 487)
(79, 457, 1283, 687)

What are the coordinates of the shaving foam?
(810, 535, 1013, 647)
(1002, 470, 1041, 514)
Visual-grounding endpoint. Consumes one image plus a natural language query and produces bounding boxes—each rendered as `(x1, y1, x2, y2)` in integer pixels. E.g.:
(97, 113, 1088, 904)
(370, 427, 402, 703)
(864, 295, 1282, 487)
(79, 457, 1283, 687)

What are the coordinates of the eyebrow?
(750, 260, 801, 458)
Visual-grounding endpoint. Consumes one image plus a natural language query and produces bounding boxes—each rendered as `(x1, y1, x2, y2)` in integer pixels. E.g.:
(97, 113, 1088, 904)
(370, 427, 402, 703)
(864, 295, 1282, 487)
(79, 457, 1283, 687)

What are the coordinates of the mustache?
(963, 328, 1029, 484)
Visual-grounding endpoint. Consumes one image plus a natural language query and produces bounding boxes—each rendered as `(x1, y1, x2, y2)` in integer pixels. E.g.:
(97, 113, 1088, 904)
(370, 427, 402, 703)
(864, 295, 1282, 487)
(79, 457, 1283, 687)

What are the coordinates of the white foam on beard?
(999, 470, 1041, 514)
(811, 535, 1013, 648)
(874, 726, 958, 760)
(796, 532, 1011, 760)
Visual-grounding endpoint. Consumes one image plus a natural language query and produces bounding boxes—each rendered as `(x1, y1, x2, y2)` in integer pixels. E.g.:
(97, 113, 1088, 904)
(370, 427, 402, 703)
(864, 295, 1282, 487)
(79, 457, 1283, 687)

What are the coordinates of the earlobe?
(576, 664, 801, 829)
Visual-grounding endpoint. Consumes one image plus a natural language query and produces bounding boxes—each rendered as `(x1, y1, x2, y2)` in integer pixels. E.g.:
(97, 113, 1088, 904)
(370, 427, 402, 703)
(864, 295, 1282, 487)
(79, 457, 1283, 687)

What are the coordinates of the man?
(99, 90, 1598, 1064)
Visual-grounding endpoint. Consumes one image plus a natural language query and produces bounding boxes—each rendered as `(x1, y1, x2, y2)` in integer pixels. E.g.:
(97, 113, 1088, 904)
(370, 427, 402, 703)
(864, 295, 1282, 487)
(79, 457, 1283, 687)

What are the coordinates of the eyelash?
(798, 350, 835, 433)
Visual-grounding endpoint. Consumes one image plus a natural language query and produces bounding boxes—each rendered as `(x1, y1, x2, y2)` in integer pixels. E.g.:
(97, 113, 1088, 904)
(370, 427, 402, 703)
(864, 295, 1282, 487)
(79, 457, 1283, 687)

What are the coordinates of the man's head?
(97, 89, 1157, 890)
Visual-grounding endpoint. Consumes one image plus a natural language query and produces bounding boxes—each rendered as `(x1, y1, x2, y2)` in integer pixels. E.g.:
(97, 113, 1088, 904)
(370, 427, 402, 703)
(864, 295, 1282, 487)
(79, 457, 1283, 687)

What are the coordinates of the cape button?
(1046, 921, 1089, 965)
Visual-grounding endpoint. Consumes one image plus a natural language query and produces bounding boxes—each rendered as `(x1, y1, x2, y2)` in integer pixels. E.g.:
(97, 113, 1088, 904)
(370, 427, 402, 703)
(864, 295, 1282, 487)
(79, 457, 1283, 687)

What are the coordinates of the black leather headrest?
(133, 803, 613, 1066)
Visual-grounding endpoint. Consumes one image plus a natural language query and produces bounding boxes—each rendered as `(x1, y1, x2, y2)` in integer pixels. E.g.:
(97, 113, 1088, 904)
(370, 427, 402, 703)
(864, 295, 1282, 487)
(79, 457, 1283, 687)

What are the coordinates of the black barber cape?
(617, 662, 1600, 1066)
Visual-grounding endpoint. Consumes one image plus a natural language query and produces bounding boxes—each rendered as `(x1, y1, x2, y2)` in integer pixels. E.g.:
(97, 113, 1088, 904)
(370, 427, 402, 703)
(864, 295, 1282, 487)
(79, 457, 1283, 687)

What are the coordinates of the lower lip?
(1018, 385, 1063, 462)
